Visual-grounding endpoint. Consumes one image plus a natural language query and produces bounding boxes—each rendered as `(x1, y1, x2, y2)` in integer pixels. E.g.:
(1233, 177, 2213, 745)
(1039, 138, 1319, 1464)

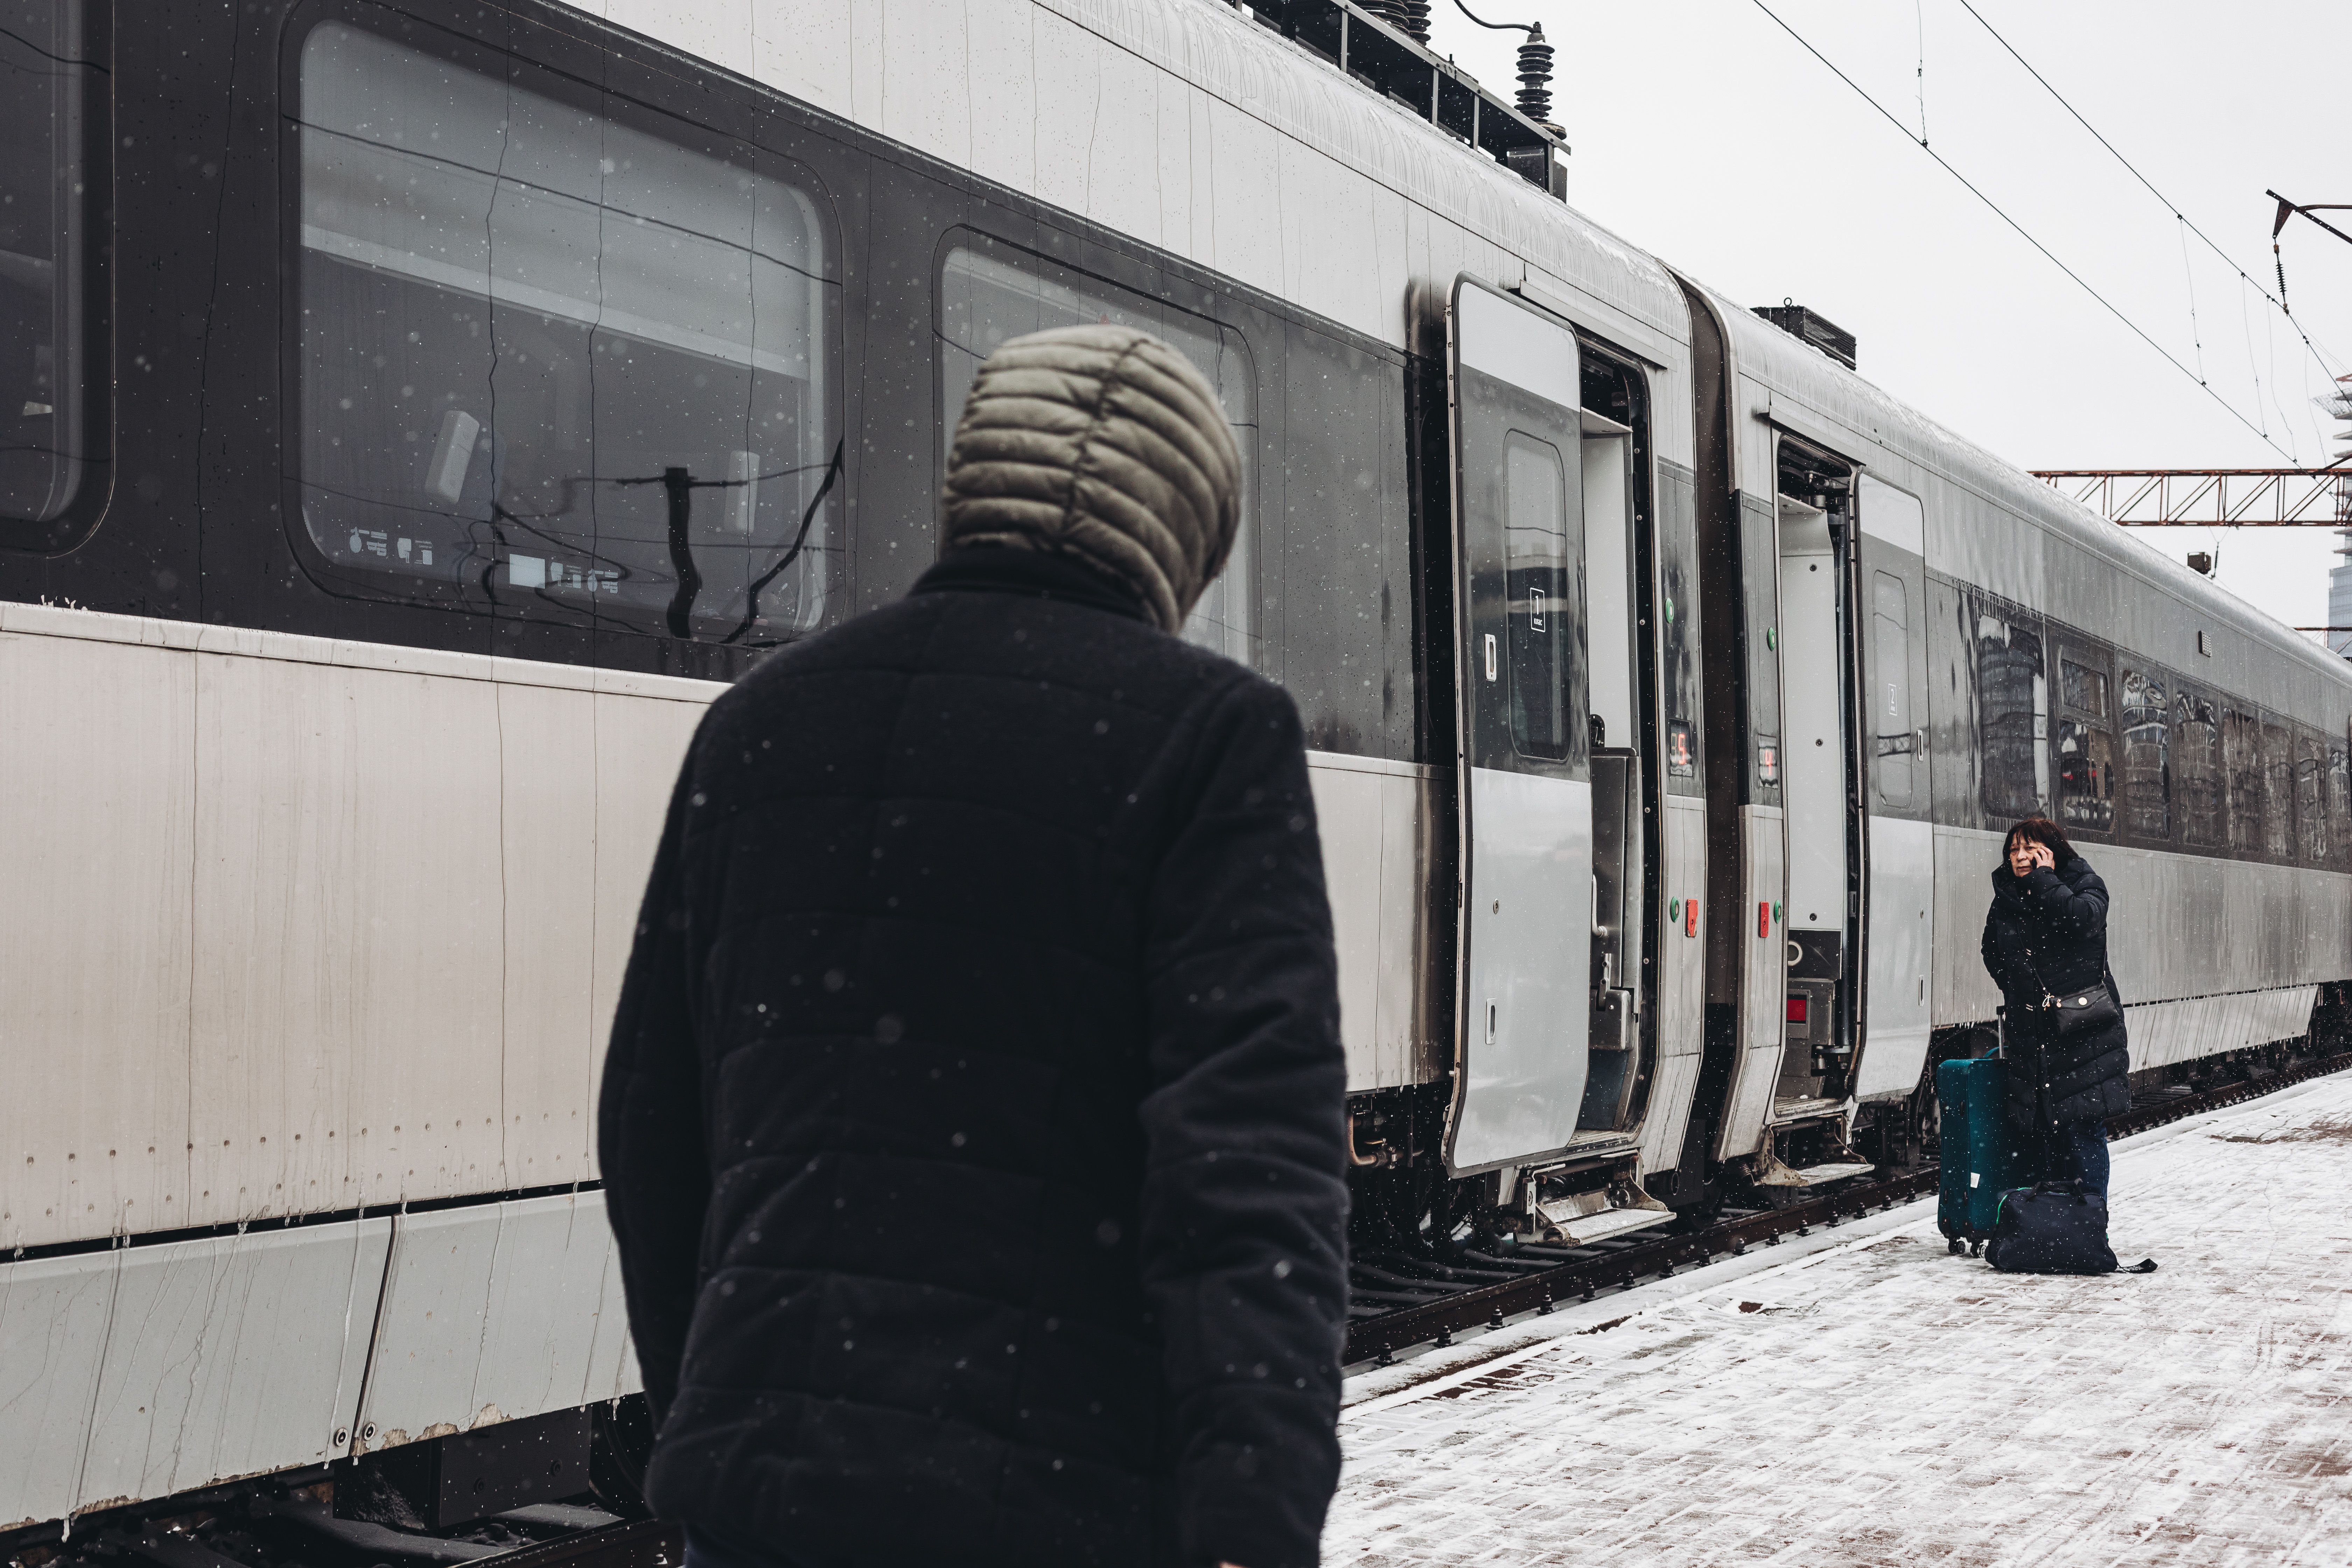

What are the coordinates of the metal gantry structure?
(2030, 465, 2352, 526)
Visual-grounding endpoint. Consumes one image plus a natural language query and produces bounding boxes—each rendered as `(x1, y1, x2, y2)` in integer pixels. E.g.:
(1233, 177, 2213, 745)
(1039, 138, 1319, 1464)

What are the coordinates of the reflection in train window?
(2220, 708, 2263, 855)
(1502, 430, 1574, 762)
(1871, 571, 1912, 807)
(0, 0, 100, 528)
(2119, 669, 2169, 840)
(2056, 651, 2113, 833)
(2331, 745, 2351, 871)
(2057, 719, 2114, 833)
(2296, 733, 2327, 865)
(939, 240, 1257, 667)
(2260, 720, 2293, 860)
(2173, 690, 2223, 848)
(2060, 658, 2108, 720)
(296, 22, 837, 642)
(1975, 607, 2046, 821)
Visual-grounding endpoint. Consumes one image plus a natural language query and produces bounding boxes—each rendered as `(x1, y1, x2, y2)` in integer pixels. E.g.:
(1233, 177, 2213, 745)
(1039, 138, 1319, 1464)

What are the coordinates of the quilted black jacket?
(1981, 855, 2131, 1132)
(598, 546, 1350, 1568)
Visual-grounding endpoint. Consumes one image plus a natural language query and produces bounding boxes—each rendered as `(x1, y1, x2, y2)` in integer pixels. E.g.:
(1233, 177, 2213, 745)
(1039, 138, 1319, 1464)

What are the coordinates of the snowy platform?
(1331, 1072, 2352, 1565)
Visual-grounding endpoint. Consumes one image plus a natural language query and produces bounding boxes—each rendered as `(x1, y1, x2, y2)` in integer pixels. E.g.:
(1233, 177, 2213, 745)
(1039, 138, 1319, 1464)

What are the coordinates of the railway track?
(7, 1484, 678, 1568)
(1344, 1050, 2352, 1367)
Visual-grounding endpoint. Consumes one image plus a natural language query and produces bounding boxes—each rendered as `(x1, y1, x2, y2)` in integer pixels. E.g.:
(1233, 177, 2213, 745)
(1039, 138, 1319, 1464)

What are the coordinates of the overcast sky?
(1418, 0, 2352, 639)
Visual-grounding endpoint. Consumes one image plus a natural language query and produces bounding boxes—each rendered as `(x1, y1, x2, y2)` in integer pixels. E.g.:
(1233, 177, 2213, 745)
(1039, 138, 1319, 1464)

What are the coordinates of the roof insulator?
(1361, 0, 1432, 44)
(1515, 23, 1553, 124)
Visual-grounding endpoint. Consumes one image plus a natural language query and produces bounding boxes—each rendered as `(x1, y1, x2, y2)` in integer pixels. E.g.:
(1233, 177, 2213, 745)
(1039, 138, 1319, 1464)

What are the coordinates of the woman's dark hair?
(2002, 815, 2077, 866)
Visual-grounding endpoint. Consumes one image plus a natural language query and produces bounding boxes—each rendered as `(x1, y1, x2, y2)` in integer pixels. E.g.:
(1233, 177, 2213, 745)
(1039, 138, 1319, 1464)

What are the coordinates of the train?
(6, 0, 2350, 1534)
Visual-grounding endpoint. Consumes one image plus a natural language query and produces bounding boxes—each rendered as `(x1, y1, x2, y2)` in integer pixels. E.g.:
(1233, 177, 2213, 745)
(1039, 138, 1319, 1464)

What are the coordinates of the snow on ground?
(1329, 1072, 2352, 1566)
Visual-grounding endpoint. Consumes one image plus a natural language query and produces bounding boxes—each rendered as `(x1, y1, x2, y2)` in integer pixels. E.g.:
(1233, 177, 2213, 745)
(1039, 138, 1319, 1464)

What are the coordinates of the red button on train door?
(1757, 900, 1771, 938)
(1685, 900, 1699, 937)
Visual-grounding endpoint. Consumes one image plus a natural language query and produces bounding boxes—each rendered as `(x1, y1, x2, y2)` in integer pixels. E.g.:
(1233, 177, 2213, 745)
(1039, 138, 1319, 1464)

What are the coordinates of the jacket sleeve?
(2024, 863, 2109, 943)
(596, 752, 712, 1432)
(1980, 902, 2025, 1002)
(1136, 677, 1350, 1568)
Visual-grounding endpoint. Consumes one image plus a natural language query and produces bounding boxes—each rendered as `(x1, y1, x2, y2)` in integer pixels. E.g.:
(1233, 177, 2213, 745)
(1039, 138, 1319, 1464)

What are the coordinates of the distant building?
(2329, 376, 2352, 658)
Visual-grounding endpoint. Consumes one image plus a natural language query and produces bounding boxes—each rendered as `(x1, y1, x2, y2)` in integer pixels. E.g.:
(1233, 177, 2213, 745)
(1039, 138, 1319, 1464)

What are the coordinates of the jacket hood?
(939, 323, 1243, 635)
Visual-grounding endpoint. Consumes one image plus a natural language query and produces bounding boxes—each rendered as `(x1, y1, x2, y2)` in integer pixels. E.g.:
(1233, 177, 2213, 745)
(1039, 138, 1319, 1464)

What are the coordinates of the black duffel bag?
(1985, 1182, 2156, 1275)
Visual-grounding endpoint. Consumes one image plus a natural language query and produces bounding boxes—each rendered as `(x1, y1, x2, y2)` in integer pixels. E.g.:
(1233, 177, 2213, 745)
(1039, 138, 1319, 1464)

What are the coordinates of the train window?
(2297, 732, 2328, 865)
(295, 22, 839, 642)
(2056, 651, 2113, 834)
(2331, 745, 2351, 871)
(1742, 497, 1781, 804)
(1502, 430, 1574, 761)
(2220, 708, 2263, 855)
(1, 0, 104, 536)
(1871, 572, 1913, 806)
(1279, 324, 1412, 758)
(2056, 718, 2114, 833)
(2260, 720, 2293, 860)
(2060, 659, 2109, 720)
(2119, 669, 2169, 840)
(2173, 690, 2223, 848)
(1658, 471, 1702, 789)
(939, 240, 1258, 667)
(1974, 607, 2046, 821)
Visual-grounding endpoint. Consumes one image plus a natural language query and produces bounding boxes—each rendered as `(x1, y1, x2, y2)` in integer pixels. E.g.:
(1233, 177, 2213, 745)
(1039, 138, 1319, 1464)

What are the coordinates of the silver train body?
(4, 0, 2347, 1528)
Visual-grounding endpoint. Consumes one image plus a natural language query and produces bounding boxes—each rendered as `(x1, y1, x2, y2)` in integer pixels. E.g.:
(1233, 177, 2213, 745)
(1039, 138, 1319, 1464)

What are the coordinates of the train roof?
(1684, 271, 2352, 712)
(1028, 0, 1692, 361)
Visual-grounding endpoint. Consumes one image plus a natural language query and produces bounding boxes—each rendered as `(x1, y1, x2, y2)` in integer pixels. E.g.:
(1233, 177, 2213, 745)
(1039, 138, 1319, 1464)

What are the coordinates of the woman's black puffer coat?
(1980, 854, 2131, 1138)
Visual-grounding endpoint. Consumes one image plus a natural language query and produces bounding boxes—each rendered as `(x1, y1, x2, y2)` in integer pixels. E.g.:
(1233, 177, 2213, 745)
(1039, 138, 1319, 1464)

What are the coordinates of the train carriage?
(4, 0, 2348, 1532)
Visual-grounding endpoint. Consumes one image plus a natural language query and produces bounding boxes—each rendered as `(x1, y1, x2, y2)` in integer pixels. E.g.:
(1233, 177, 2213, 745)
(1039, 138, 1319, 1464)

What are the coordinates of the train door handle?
(1485, 1000, 1497, 1042)
(1483, 633, 1498, 682)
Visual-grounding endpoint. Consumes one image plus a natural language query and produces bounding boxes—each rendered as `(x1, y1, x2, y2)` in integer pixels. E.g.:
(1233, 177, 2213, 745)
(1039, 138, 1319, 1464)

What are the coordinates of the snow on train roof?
(1004, 0, 1690, 354)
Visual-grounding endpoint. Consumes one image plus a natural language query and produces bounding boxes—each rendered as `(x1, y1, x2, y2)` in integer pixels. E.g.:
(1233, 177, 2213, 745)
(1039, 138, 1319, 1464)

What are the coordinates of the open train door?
(1443, 278, 1594, 1174)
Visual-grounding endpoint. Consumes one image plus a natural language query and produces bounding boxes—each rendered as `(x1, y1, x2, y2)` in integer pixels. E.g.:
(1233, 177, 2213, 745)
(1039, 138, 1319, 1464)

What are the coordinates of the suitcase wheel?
(1947, 1237, 1966, 1256)
(1967, 1239, 1984, 1258)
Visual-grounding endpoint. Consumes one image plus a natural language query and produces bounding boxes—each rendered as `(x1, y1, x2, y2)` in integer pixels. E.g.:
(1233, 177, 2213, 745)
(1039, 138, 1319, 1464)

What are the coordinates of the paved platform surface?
(1331, 1073, 2352, 1566)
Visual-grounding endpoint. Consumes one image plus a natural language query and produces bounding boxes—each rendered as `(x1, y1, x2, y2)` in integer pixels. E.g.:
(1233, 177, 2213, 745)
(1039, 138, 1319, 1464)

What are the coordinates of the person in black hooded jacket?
(1979, 815, 2130, 1197)
(598, 323, 1349, 1568)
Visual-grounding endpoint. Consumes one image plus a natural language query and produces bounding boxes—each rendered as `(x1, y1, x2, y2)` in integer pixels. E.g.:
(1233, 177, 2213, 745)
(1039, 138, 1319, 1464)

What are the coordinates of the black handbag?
(2023, 956, 2121, 1044)
(1985, 1181, 2157, 1275)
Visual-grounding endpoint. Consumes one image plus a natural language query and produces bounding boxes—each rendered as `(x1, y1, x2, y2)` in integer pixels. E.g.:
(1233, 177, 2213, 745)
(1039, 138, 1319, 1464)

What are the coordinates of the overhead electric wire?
(1952, 0, 2343, 381)
(1744, 0, 2295, 461)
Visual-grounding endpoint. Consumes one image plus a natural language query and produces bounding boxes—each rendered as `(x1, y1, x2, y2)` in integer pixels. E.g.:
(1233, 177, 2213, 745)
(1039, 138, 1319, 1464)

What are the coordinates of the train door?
(1849, 475, 1935, 1105)
(1770, 437, 1867, 1134)
(1578, 401, 1649, 1133)
(1444, 278, 1594, 1172)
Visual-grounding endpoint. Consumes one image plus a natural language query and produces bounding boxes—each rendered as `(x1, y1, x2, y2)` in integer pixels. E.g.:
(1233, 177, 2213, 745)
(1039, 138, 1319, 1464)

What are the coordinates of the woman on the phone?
(1979, 816, 2131, 1197)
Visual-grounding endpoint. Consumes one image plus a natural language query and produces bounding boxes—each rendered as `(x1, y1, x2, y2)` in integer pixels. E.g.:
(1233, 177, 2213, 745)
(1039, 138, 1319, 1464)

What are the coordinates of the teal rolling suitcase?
(1936, 1056, 2009, 1254)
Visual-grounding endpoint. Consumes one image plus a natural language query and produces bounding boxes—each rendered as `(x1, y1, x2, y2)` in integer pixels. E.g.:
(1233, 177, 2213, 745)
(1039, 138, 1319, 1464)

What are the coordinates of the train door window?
(2174, 689, 2223, 848)
(1744, 498, 1782, 804)
(1502, 432, 1576, 760)
(1871, 572, 1913, 806)
(1581, 414, 1636, 753)
(2219, 707, 2263, 855)
(2119, 668, 2169, 841)
(1974, 603, 2046, 822)
(2055, 652, 2114, 834)
(2260, 719, 2293, 860)
(1, 0, 106, 542)
(295, 21, 840, 642)
(2330, 743, 2351, 871)
(939, 240, 1258, 667)
(2296, 730, 2328, 865)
